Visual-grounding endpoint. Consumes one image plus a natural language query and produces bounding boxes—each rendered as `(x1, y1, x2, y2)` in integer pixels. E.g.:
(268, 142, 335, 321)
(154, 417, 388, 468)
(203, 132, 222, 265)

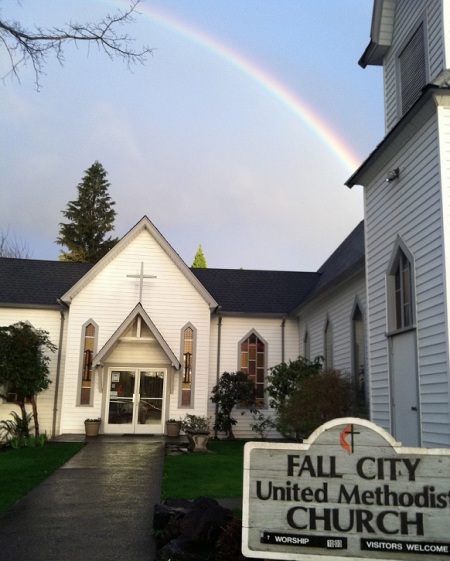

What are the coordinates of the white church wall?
(364, 111, 450, 446)
(59, 229, 211, 433)
(384, 0, 443, 132)
(206, 314, 299, 439)
(0, 308, 66, 438)
(298, 272, 366, 375)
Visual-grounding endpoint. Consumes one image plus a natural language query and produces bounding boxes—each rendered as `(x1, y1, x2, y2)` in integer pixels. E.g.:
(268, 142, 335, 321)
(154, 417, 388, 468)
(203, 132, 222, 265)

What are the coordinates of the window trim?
(351, 299, 367, 409)
(238, 329, 268, 407)
(303, 328, 310, 360)
(179, 322, 197, 409)
(386, 237, 416, 334)
(323, 316, 333, 370)
(77, 319, 98, 406)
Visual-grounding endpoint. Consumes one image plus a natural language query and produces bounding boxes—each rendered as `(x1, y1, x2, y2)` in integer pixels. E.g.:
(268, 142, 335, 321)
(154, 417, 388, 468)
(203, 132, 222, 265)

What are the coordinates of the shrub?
(276, 369, 357, 441)
(211, 371, 255, 439)
(266, 355, 323, 409)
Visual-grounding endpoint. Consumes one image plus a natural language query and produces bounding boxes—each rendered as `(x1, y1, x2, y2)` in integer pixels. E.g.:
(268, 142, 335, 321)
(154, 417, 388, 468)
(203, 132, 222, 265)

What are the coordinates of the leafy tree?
(0, 322, 56, 436)
(192, 244, 207, 268)
(211, 371, 255, 439)
(265, 355, 323, 409)
(276, 369, 357, 441)
(57, 161, 118, 262)
(0, 1, 152, 90)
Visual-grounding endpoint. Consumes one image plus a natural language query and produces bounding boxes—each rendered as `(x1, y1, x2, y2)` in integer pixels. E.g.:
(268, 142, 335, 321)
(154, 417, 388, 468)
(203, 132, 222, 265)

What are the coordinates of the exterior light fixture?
(386, 168, 400, 182)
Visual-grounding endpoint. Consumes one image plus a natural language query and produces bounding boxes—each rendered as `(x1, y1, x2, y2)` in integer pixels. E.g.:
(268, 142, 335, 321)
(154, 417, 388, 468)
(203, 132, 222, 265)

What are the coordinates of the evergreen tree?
(192, 244, 207, 268)
(57, 161, 118, 262)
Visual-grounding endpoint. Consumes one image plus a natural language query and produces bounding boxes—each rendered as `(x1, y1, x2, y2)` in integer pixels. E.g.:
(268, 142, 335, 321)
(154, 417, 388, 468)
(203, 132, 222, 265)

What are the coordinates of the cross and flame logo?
(340, 423, 359, 454)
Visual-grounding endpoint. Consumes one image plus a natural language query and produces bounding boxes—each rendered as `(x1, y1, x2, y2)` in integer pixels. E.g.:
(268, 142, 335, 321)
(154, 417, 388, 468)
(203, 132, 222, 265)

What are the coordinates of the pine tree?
(57, 161, 118, 262)
(192, 244, 207, 268)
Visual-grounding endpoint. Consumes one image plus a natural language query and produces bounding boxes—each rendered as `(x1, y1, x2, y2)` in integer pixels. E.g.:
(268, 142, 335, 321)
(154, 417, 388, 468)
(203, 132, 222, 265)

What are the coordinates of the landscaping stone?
(153, 497, 233, 561)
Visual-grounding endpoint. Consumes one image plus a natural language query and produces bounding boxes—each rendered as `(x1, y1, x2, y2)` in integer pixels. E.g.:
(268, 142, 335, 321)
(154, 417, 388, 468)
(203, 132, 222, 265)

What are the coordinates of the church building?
(1, 0, 450, 448)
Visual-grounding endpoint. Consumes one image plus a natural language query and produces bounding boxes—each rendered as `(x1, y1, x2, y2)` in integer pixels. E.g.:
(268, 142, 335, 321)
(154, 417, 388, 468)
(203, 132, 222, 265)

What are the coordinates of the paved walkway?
(0, 435, 165, 561)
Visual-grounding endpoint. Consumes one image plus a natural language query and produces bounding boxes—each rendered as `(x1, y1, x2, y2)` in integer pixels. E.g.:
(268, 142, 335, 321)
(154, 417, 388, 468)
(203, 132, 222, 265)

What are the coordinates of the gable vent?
(399, 22, 426, 116)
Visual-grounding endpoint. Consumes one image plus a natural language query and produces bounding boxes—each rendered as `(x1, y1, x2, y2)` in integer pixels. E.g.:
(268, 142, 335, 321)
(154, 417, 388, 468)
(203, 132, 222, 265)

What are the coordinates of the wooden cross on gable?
(126, 262, 157, 302)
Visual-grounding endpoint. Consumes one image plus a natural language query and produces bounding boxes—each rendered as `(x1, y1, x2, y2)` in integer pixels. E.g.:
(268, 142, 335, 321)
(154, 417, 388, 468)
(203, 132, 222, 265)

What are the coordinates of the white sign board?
(242, 418, 450, 561)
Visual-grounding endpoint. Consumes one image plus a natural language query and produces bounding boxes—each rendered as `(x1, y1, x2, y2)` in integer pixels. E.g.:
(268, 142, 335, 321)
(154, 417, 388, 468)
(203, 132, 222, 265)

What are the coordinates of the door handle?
(411, 406, 418, 411)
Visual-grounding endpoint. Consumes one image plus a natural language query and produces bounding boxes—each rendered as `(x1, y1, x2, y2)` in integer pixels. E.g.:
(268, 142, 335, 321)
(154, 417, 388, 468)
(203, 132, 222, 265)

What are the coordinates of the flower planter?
(84, 420, 101, 436)
(166, 421, 182, 437)
(186, 430, 210, 452)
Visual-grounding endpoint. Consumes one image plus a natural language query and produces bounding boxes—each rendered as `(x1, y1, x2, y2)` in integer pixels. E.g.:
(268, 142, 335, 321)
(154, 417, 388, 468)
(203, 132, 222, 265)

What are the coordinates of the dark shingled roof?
(0, 258, 93, 307)
(191, 268, 320, 314)
(302, 221, 365, 302)
(0, 221, 365, 313)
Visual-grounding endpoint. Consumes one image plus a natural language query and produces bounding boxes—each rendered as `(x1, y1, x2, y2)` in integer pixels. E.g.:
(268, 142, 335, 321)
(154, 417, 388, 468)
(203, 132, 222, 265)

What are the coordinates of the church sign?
(242, 418, 450, 560)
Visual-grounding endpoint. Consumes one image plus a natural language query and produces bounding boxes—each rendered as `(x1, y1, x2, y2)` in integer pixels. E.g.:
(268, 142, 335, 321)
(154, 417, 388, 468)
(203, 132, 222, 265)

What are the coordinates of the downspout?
(281, 316, 286, 363)
(53, 303, 67, 438)
(214, 308, 222, 438)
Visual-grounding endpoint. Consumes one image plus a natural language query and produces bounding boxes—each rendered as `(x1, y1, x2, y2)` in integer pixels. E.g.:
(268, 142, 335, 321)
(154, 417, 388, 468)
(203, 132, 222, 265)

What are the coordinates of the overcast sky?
(1, 0, 383, 271)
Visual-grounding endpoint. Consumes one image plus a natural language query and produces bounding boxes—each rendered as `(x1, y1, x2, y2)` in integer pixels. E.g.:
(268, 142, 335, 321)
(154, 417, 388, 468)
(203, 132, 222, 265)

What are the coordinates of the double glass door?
(105, 369, 166, 434)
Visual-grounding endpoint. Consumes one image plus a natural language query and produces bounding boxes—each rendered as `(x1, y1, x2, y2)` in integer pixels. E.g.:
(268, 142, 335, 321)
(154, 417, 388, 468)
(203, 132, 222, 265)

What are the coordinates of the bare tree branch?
(0, 227, 31, 258)
(0, 0, 152, 90)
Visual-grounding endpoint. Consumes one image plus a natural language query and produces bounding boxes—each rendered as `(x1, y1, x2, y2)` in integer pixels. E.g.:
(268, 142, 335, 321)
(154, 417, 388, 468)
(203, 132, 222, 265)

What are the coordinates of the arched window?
(324, 317, 333, 370)
(387, 239, 415, 332)
(352, 302, 366, 410)
(181, 324, 196, 407)
(80, 322, 96, 405)
(240, 331, 266, 405)
(303, 329, 310, 360)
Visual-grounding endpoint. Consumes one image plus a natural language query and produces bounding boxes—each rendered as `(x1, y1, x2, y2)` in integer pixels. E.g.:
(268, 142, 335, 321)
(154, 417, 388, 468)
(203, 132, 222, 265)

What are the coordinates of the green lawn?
(0, 442, 84, 514)
(163, 439, 247, 499)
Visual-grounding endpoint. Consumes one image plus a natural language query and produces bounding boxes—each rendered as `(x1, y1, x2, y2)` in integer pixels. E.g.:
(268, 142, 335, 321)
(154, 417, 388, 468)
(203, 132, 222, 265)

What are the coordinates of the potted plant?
(84, 417, 101, 436)
(181, 414, 211, 452)
(166, 418, 182, 437)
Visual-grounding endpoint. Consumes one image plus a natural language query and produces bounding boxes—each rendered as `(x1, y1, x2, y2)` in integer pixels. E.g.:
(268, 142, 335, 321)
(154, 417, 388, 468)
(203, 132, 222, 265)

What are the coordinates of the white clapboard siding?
(384, 0, 443, 132)
(206, 315, 299, 439)
(60, 228, 211, 433)
(364, 108, 450, 447)
(298, 272, 366, 375)
(0, 308, 66, 437)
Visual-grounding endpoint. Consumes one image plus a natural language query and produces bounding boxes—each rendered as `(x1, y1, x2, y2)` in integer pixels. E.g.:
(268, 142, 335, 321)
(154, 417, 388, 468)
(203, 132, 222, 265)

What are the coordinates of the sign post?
(242, 418, 450, 560)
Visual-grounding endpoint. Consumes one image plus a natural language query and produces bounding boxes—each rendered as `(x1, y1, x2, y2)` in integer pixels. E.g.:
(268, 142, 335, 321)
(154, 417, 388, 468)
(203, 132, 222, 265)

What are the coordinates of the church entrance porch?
(105, 368, 166, 434)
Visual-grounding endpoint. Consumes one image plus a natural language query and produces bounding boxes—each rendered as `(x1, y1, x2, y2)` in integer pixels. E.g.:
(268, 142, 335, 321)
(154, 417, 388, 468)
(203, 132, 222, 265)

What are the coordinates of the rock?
(153, 497, 233, 557)
(156, 536, 215, 561)
(179, 497, 232, 544)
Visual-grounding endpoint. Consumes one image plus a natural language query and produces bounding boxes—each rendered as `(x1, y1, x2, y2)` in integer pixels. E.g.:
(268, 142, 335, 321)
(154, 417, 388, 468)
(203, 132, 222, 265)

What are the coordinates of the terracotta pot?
(84, 421, 101, 436)
(166, 421, 182, 437)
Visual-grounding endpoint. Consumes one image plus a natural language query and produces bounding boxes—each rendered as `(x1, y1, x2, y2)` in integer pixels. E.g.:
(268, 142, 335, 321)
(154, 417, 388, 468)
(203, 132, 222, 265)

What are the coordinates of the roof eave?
(292, 257, 366, 315)
(346, 86, 446, 188)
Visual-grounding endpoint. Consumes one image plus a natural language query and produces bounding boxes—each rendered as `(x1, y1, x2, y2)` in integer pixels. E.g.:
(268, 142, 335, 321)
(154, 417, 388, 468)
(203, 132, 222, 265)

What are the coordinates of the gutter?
(52, 300, 68, 437)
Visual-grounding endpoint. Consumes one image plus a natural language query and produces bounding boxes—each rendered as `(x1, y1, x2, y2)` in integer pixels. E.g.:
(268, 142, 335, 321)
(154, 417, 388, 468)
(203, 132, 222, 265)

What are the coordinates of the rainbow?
(110, 1, 361, 173)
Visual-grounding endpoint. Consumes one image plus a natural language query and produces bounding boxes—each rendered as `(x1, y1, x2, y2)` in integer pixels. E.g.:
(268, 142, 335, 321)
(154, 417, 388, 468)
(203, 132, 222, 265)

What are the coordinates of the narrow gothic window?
(352, 305, 366, 410)
(324, 319, 333, 370)
(303, 330, 310, 360)
(182, 327, 194, 406)
(394, 250, 413, 329)
(80, 323, 95, 405)
(240, 333, 265, 404)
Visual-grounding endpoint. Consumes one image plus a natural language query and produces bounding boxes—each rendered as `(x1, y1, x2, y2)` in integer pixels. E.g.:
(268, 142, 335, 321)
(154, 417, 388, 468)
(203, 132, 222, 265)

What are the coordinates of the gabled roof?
(61, 216, 218, 309)
(0, 258, 92, 308)
(0, 219, 366, 316)
(191, 268, 319, 315)
(92, 304, 181, 369)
